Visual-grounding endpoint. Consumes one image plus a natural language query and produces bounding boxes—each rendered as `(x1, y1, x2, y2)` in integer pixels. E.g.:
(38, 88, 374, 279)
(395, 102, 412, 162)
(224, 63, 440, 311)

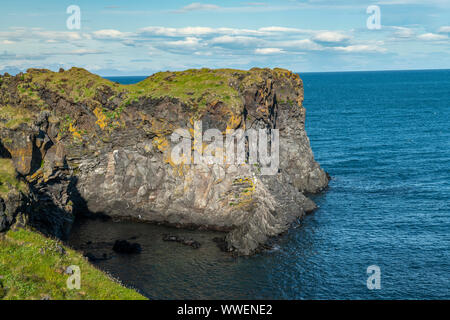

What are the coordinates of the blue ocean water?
(71, 70, 449, 299)
(106, 76, 148, 85)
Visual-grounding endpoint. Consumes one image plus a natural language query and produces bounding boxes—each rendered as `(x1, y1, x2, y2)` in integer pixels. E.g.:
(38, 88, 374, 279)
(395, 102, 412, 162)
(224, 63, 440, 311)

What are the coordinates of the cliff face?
(0, 67, 328, 255)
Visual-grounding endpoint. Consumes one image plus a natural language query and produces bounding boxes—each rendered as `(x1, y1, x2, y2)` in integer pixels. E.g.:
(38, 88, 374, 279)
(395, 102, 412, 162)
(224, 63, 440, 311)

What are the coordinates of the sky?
(0, 0, 449, 75)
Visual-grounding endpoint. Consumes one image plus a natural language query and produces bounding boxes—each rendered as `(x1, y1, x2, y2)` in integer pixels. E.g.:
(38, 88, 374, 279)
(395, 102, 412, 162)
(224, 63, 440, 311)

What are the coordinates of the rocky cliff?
(0, 67, 328, 255)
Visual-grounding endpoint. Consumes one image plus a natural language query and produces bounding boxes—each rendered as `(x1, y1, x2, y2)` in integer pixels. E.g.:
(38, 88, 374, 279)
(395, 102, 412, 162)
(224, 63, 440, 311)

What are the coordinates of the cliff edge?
(0, 67, 328, 255)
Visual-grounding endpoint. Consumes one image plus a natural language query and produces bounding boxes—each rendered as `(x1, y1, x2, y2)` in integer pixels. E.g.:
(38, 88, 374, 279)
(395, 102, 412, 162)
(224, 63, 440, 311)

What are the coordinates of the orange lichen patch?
(8, 145, 33, 175)
(152, 136, 169, 153)
(69, 123, 82, 140)
(226, 114, 242, 130)
(228, 176, 256, 209)
(234, 177, 255, 189)
(150, 118, 174, 136)
(168, 158, 188, 177)
(93, 107, 108, 130)
(29, 168, 43, 182)
(161, 142, 192, 177)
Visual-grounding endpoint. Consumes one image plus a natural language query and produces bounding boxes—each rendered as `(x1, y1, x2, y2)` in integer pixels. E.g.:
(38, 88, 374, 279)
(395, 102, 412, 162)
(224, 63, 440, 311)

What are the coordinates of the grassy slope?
(0, 157, 145, 300)
(26, 67, 244, 109)
(0, 228, 147, 300)
(132, 68, 244, 113)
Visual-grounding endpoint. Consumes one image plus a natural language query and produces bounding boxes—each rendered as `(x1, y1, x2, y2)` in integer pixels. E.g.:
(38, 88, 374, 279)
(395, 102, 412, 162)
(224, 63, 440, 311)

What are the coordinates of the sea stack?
(0, 67, 328, 255)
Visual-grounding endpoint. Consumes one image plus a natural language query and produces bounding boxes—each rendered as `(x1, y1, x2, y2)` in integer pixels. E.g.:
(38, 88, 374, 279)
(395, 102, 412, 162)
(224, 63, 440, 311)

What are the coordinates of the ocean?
(68, 70, 450, 299)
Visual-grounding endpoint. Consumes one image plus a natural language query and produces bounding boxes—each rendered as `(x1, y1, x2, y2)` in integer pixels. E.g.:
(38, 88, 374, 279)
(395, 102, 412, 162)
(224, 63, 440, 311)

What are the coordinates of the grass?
(0, 105, 33, 129)
(0, 228, 147, 300)
(25, 67, 252, 115)
(128, 68, 244, 113)
(0, 158, 27, 196)
(27, 67, 124, 102)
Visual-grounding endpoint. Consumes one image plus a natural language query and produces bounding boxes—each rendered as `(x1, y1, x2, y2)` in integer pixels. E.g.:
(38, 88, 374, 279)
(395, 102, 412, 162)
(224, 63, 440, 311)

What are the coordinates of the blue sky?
(0, 0, 449, 75)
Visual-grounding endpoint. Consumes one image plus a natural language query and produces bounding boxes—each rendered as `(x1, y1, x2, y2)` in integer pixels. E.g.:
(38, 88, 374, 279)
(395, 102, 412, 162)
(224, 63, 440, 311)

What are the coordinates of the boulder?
(112, 240, 142, 254)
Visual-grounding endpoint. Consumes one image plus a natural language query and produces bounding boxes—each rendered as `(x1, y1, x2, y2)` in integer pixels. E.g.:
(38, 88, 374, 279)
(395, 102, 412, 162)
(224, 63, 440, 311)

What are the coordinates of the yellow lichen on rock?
(228, 176, 256, 209)
(69, 123, 82, 140)
(94, 107, 108, 130)
(226, 114, 242, 131)
(153, 136, 169, 153)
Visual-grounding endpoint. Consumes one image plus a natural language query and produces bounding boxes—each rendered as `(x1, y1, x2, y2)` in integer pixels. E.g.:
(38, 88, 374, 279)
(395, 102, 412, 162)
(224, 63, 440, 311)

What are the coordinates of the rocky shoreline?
(0, 67, 328, 255)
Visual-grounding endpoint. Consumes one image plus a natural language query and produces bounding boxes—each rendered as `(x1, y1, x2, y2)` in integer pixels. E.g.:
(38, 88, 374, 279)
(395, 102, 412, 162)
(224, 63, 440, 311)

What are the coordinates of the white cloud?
(1, 40, 15, 44)
(32, 31, 86, 41)
(165, 37, 201, 47)
(194, 51, 213, 56)
(334, 45, 386, 53)
(392, 27, 415, 38)
(417, 33, 448, 41)
(139, 26, 314, 38)
(210, 35, 259, 47)
(258, 26, 310, 34)
(279, 39, 322, 51)
(438, 26, 450, 33)
(71, 49, 106, 55)
(5, 22, 445, 74)
(255, 48, 284, 54)
(313, 31, 350, 44)
(92, 29, 128, 39)
(52, 49, 107, 56)
(174, 3, 220, 13)
(140, 26, 215, 37)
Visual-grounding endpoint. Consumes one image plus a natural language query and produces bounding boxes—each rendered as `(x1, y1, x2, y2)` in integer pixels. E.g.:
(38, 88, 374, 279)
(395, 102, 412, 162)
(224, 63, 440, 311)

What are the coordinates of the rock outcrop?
(0, 67, 328, 255)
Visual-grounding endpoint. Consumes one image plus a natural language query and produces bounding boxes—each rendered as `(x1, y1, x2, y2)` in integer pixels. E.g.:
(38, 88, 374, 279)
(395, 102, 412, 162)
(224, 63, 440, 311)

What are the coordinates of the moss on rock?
(0, 159, 27, 196)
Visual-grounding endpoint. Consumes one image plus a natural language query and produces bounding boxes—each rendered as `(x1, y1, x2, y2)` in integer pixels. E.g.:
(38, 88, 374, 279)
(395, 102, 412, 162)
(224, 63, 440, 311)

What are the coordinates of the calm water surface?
(69, 70, 450, 299)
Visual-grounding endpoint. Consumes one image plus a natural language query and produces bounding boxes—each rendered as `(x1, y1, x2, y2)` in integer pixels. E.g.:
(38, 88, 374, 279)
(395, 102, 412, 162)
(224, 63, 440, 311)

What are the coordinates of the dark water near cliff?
(69, 70, 450, 299)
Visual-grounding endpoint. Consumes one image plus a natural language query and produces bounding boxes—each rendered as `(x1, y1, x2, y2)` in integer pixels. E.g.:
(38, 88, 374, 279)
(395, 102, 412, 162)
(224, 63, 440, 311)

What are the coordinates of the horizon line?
(100, 67, 450, 78)
(2, 67, 449, 78)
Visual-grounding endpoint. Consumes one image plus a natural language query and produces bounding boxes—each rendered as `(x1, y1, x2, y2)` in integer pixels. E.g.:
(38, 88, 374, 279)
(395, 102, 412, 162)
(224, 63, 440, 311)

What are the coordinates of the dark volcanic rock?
(84, 252, 111, 261)
(213, 236, 233, 252)
(112, 240, 142, 254)
(0, 67, 329, 255)
(163, 234, 202, 249)
(183, 239, 202, 249)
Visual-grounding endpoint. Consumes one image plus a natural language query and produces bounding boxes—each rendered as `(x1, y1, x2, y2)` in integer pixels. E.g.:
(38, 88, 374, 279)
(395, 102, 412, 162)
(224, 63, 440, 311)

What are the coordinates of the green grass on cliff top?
(24, 67, 277, 114)
(0, 228, 146, 300)
(130, 68, 244, 113)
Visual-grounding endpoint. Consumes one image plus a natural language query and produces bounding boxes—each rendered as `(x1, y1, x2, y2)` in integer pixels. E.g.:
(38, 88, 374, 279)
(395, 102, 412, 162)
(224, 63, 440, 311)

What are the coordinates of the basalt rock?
(163, 234, 202, 249)
(0, 67, 328, 255)
(112, 240, 142, 254)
